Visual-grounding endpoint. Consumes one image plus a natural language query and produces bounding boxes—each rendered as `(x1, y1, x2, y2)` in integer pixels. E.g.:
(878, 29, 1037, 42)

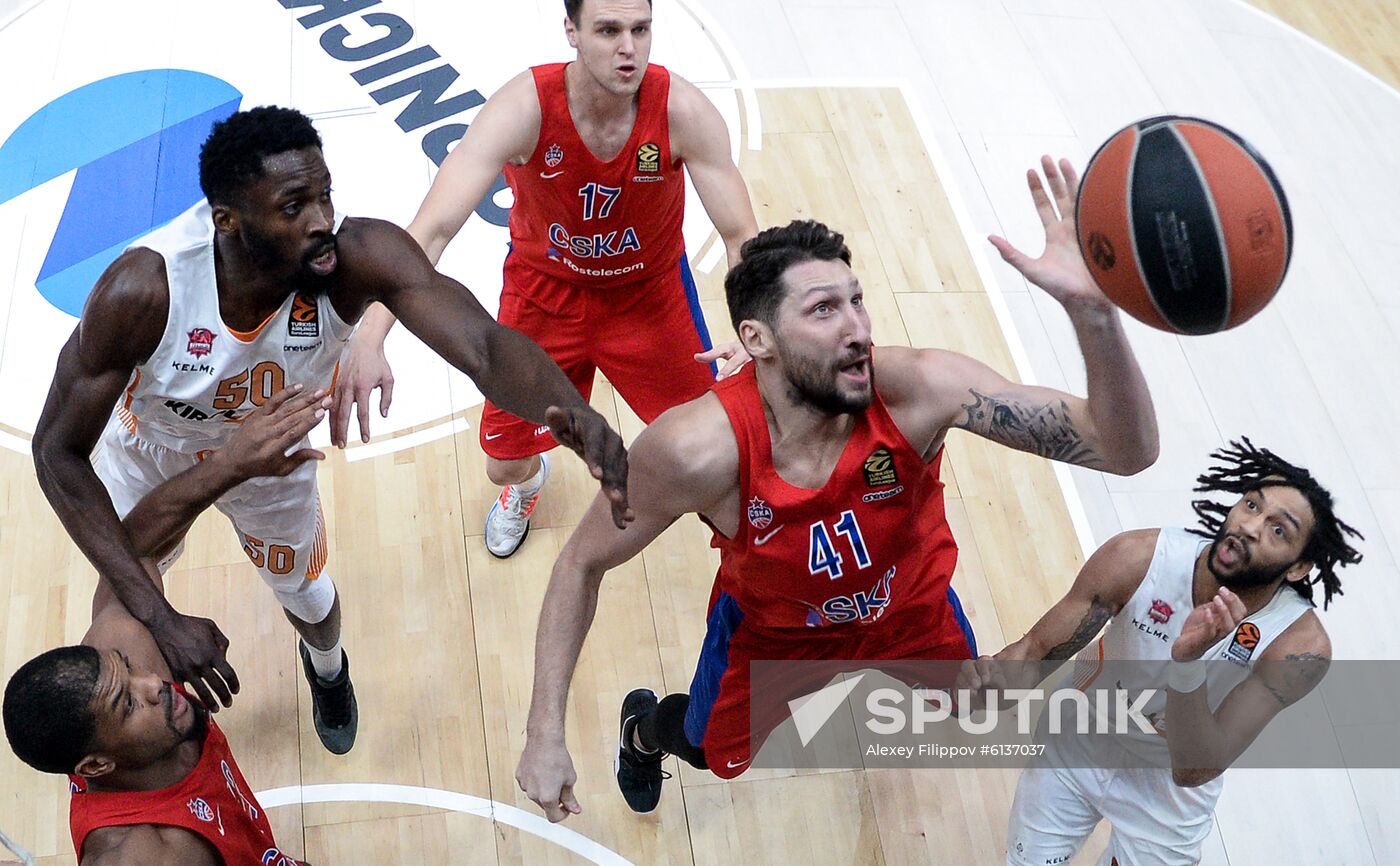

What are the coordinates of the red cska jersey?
(503, 62, 686, 287)
(708, 364, 962, 640)
(69, 688, 296, 865)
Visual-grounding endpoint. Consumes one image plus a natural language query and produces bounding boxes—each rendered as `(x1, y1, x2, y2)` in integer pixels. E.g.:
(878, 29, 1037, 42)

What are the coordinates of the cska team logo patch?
(747, 496, 773, 529)
(186, 327, 216, 357)
(545, 143, 564, 167)
(1149, 599, 1173, 624)
(187, 797, 214, 822)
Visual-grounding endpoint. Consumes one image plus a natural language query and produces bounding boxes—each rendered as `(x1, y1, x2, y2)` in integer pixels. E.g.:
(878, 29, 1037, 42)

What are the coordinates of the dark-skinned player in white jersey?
(33, 107, 632, 758)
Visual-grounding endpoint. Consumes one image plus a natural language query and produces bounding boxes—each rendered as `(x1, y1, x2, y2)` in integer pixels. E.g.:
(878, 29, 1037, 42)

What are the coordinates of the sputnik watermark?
(866, 688, 1159, 737)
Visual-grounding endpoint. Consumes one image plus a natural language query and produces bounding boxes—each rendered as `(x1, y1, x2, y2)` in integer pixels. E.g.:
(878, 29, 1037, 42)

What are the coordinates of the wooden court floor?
(9, 0, 1400, 854)
(0, 84, 1104, 865)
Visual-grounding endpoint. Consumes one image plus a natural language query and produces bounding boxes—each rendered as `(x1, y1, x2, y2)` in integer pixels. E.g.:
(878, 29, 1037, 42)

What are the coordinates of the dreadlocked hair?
(1190, 437, 1362, 609)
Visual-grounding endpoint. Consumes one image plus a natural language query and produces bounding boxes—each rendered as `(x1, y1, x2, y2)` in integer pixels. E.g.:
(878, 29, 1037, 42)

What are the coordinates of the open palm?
(989, 155, 1108, 309)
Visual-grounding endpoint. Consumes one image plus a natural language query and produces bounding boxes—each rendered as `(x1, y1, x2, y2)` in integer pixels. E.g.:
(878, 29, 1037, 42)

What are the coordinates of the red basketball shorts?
(684, 588, 978, 779)
(479, 254, 717, 460)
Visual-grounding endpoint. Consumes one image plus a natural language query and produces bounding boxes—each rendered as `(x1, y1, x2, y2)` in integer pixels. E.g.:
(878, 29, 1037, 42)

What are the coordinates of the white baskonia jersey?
(1068, 527, 1312, 778)
(114, 201, 353, 453)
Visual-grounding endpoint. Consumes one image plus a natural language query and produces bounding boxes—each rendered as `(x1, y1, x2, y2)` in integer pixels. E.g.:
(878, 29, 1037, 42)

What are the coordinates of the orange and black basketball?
(1076, 115, 1292, 335)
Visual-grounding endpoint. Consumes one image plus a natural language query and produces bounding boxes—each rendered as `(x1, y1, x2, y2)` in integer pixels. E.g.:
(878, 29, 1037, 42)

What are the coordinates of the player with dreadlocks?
(963, 438, 1363, 866)
(1188, 437, 1361, 610)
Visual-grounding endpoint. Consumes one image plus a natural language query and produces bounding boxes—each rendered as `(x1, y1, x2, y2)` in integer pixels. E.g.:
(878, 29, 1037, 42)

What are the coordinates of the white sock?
(305, 637, 344, 682)
(515, 459, 547, 494)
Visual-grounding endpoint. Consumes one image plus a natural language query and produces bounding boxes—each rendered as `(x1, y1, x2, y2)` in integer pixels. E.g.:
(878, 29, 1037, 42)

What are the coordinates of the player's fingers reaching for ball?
(334, 338, 395, 445)
(1041, 154, 1072, 216)
(987, 235, 1028, 270)
(1027, 168, 1057, 227)
(1059, 158, 1081, 198)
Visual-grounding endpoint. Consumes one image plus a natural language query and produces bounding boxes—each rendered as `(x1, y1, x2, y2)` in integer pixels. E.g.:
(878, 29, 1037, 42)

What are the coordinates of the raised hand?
(989, 155, 1109, 311)
(1172, 587, 1248, 661)
(218, 385, 331, 480)
(544, 405, 633, 528)
(329, 332, 395, 447)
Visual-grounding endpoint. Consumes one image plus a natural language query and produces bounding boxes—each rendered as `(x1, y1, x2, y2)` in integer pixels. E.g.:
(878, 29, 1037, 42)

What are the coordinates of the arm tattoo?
(957, 389, 1103, 467)
(1264, 652, 1330, 707)
(1043, 594, 1116, 660)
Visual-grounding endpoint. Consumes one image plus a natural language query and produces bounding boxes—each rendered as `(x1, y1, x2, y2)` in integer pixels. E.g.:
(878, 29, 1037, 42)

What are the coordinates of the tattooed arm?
(958, 529, 1153, 703)
(969, 157, 1160, 474)
(1164, 615, 1331, 787)
(936, 329, 1157, 474)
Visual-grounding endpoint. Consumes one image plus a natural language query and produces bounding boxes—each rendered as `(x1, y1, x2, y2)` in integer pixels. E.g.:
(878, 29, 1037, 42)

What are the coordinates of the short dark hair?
(3, 645, 102, 774)
(1191, 438, 1363, 609)
(724, 220, 852, 333)
(199, 105, 323, 207)
(565, 0, 653, 24)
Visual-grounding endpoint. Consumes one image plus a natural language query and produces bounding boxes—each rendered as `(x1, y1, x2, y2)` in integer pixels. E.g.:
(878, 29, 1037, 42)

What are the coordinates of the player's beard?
(1207, 530, 1292, 589)
(162, 682, 210, 745)
(239, 221, 286, 272)
(240, 222, 336, 282)
(777, 338, 873, 416)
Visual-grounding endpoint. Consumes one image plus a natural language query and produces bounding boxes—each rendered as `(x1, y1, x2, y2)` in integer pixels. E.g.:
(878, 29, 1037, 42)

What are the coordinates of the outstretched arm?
(516, 398, 734, 822)
(960, 530, 1152, 699)
(983, 156, 1158, 474)
(351, 221, 632, 526)
(333, 71, 540, 446)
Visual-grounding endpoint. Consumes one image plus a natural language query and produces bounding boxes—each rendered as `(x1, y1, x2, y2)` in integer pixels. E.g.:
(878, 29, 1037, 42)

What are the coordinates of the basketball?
(1075, 116, 1292, 335)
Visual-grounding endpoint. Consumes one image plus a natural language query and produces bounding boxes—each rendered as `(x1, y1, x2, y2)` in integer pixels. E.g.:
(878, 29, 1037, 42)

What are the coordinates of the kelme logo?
(0, 69, 241, 316)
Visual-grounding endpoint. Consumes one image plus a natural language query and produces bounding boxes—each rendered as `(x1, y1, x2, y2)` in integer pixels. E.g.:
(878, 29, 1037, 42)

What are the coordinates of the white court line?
(697, 76, 1099, 558)
(676, 0, 762, 150)
(0, 429, 29, 455)
(0, 0, 46, 32)
(890, 79, 1098, 559)
(345, 416, 471, 463)
(696, 233, 727, 273)
(257, 783, 635, 865)
(1225, 0, 1400, 102)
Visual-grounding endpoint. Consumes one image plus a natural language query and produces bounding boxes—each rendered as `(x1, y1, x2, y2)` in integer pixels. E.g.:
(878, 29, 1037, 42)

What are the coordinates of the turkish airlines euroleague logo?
(289, 294, 319, 338)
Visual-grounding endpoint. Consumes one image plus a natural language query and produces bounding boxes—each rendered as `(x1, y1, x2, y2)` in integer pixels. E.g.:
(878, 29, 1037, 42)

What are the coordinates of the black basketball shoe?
(299, 641, 358, 755)
(615, 688, 671, 814)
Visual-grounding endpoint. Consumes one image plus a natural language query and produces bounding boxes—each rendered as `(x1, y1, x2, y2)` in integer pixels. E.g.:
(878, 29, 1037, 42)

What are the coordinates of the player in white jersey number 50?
(32, 107, 633, 756)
